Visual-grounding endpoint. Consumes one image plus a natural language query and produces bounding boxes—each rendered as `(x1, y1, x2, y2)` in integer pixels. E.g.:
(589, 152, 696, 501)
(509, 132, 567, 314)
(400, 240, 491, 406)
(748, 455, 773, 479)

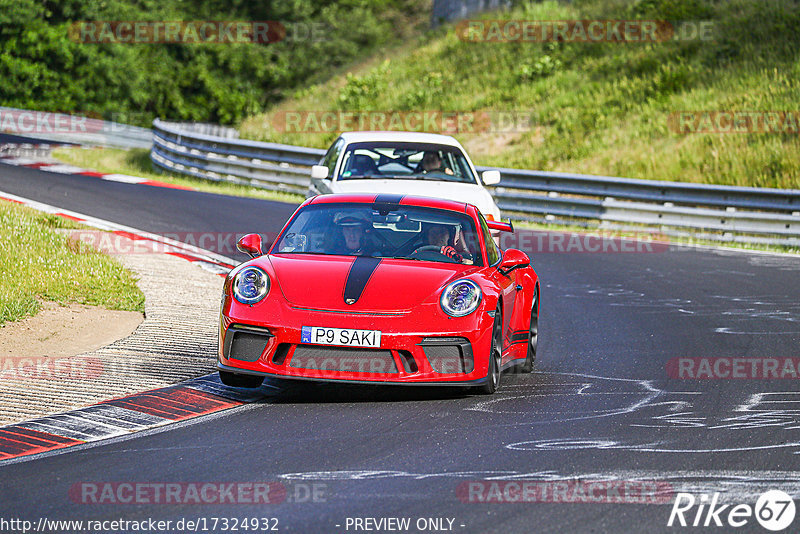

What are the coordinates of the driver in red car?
(418, 223, 465, 262)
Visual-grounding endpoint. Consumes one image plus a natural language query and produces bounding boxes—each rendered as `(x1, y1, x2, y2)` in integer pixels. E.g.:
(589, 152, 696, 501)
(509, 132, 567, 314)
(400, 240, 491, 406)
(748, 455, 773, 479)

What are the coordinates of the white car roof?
(339, 131, 463, 148)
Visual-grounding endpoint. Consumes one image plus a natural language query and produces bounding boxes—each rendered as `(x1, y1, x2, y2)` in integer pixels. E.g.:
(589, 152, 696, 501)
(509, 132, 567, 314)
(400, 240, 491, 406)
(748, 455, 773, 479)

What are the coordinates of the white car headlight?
(440, 279, 482, 317)
(233, 266, 270, 304)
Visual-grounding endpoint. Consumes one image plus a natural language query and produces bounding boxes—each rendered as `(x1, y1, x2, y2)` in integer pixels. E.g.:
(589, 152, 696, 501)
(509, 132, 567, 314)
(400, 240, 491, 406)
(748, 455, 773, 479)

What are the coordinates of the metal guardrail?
(155, 120, 240, 139)
(0, 107, 152, 149)
(151, 119, 800, 244)
(152, 119, 322, 194)
(484, 167, 800, 238)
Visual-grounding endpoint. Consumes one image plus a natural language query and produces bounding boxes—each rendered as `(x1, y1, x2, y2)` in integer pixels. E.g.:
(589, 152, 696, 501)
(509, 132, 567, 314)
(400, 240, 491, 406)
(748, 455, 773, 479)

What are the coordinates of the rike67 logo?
(668, 490, 796, 531)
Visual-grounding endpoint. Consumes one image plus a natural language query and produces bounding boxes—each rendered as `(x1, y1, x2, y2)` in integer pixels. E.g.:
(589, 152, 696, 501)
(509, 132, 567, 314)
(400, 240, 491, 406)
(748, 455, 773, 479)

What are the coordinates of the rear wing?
(486, 219, 514, 233)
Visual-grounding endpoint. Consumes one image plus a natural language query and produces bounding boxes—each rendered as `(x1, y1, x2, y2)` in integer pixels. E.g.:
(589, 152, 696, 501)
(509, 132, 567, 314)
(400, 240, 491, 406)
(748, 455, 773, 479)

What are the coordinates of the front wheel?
(473, 310, 502, 395)
(219, 370, 264, 388)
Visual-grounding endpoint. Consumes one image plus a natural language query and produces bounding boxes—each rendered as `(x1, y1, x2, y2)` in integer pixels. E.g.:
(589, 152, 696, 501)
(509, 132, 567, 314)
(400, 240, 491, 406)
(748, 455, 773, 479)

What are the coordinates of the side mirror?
(498, 248, 529, 275)
(481, 169, 501, 185)
(310, 165, 329, 179)
(237, 233, 263, 258)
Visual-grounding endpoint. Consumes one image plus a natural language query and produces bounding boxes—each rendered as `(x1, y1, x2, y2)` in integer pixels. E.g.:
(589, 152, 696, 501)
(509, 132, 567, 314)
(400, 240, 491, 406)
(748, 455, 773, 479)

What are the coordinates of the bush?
(0, 0, 429, 126)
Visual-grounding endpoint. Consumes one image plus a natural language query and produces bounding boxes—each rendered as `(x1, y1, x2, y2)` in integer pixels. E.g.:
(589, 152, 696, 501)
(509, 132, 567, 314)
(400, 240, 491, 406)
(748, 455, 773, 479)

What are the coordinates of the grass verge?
(0, 201, 145, 325)
(51, 147, 305, 205)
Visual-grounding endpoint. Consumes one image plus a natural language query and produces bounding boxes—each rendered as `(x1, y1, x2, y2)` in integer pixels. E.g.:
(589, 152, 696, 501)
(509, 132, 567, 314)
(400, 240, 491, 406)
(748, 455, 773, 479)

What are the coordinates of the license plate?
(301, 326, 381, 348)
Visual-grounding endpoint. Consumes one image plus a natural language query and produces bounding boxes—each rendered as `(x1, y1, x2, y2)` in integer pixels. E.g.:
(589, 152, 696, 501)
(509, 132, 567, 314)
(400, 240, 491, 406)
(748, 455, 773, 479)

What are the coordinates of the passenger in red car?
(331, 211, 376, 256)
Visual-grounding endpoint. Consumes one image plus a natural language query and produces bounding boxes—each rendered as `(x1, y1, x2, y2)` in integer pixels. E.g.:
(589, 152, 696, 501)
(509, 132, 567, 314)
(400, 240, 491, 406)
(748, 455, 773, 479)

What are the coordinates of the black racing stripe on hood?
(343, 256, 382, 304)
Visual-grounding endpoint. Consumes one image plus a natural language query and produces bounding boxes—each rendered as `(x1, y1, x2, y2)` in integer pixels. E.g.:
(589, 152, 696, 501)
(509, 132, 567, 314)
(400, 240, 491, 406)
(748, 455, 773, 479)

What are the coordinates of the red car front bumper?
(218, 299, 496, 386)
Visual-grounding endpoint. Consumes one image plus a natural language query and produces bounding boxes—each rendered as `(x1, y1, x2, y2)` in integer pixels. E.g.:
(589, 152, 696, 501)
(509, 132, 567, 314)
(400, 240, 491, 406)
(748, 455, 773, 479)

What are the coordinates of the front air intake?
(224, 325, 272, 362)
(420, 337, 474, 373)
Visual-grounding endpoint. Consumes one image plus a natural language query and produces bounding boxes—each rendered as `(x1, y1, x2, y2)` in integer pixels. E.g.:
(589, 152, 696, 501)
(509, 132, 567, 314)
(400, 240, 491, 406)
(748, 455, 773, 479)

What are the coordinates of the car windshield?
(272, 203, 483, 266)
(337, 142, 477, 184)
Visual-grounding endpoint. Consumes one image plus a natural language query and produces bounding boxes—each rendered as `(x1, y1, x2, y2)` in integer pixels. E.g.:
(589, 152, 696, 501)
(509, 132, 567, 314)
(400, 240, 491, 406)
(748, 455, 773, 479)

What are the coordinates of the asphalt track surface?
(2, 156, 800, 533)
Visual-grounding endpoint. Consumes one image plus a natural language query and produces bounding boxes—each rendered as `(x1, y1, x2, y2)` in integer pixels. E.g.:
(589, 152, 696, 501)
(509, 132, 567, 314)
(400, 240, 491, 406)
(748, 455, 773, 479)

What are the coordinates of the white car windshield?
(272, 203, 483, 266)
(337, 142, 477, 184)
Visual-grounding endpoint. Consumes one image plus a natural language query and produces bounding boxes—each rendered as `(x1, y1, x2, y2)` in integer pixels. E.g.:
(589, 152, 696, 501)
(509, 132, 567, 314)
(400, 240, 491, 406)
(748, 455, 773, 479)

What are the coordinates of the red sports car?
(217, 193, 539, 394)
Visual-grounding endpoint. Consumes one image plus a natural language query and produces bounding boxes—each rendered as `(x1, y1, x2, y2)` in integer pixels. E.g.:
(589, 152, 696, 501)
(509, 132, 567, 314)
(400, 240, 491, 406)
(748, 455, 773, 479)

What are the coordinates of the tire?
(520, 285, 538, 373)
(219, 370, 264, 388)
(474, 309, 502, 395)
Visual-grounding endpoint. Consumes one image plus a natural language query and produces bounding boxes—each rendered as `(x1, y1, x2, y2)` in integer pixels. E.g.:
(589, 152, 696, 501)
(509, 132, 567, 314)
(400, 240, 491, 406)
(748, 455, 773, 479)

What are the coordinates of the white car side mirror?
(481, 170, 501, 185)
(310, 165, 329, 179)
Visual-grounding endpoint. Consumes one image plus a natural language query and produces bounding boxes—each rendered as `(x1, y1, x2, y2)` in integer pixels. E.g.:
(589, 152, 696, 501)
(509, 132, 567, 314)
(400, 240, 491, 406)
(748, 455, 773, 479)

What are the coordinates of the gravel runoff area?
(0, 234, 224, 426)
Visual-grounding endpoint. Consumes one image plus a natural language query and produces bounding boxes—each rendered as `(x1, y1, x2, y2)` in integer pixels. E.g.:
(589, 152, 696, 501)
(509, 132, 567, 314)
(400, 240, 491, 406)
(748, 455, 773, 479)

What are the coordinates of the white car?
(308, 131, 502, 221)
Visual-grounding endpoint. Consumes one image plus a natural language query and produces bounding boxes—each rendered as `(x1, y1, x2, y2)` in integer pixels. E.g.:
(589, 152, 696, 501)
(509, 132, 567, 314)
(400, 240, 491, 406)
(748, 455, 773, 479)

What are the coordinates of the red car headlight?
(232, 266, 270, 304)
(440, 279, 482, 317)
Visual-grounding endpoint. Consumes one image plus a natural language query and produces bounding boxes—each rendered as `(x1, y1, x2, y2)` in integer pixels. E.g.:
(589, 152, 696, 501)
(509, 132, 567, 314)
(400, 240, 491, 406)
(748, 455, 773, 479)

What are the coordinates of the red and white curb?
(0, 189, 256, 462)
(0, 190, 235, 276)
(0, 375, 271, 462)
(0, 154, 194, 190)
